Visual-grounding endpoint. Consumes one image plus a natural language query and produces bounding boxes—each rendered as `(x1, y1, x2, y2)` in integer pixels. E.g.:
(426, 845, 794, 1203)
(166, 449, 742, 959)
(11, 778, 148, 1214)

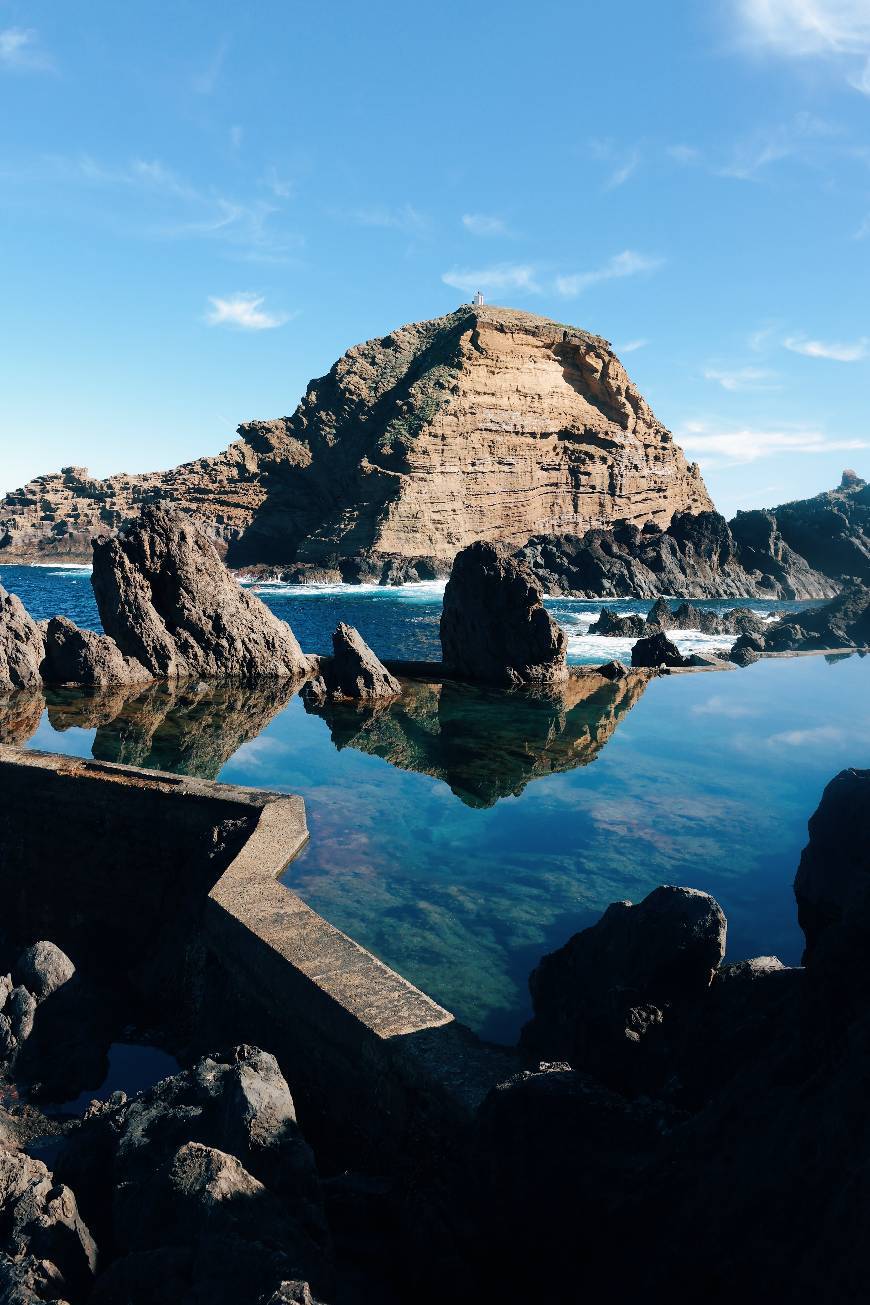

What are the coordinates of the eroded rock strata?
(0, 306, 712, 570)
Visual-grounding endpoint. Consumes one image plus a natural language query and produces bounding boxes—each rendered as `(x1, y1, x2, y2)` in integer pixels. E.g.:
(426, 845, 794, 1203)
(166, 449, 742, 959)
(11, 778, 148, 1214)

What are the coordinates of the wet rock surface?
(440, 541, 568, 688)
(630, 629, 687, 668)
(92, 506, 311, 681)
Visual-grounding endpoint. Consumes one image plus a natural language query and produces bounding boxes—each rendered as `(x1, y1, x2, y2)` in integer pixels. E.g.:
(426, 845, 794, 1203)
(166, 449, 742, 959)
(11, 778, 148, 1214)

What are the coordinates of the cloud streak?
(679, 419, 868, 465)
(205, 293, 290, 330)
(703, 365, 780, 390)
(734, 0, 870, 94)
(441, 263, 541, 295)
(784, 334, 869, 360)
(461, 213, 510, 236)
(0, 27, 53, 72)
(555, 250, 663, 298)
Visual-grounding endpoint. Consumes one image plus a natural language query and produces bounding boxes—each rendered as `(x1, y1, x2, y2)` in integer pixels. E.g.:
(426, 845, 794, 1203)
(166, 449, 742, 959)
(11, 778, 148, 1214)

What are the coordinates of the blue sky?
(1, 0, 868, 516)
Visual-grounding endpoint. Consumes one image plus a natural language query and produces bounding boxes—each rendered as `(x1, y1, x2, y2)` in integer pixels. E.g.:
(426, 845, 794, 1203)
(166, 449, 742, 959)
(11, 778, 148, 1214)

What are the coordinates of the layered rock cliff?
(0, 305, 712, 570)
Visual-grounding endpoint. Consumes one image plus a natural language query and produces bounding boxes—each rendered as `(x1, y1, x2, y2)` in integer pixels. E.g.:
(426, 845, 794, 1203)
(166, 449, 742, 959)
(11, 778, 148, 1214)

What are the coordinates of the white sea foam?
(26, 562, 92, 572)
(565, 626, 738, 664)
(248, 578, 448, 603)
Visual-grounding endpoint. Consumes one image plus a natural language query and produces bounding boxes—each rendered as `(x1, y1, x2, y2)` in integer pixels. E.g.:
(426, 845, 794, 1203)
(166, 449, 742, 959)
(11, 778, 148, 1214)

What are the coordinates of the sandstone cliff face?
(0, 306, 711, 568)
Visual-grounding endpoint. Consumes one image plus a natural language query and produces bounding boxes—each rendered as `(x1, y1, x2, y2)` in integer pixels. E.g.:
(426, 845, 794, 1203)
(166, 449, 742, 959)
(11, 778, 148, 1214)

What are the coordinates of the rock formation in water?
(0, 306, 712, 571)
(590, 598, 765, 639)
(730, 581, 870, 662)
(473, 767, 870, 1301)
(304, 668, 650, 807)
(92, 506, 311, 680)
(517, 501, 841, 601)
(630, 630, 687, 668)
(304, 624, 400, 703)
(41, 615, 152, 687)
(0, 586, 44, 691)
(440, 541, 568, 688)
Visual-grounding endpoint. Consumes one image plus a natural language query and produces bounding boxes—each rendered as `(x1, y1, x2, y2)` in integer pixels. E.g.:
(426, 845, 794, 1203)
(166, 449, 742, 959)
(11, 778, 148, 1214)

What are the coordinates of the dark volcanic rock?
(41, 616, 152, 688)
(91, 506, 312, 680)
(439, 541, 567, 688)
(630, 630, 686, 668)
(0, 586, 44, 690)
(767, 472, 870, 582)
(304, 624, 400, 702)
(516, 501, 838, 601)
(596, 659, 627, 681)
(588, 608, 647, 637)
(0, 1146, 97, 1301)
(735, 582, 870, 655)
(521, 885, 726, 1088)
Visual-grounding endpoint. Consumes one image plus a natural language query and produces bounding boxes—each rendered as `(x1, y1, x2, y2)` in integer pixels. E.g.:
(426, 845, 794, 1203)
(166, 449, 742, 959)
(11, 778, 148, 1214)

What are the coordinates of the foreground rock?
(41, 616, 152, 687)
(304, 624, 400, 703)
(730, 581, 870, 661)
(473, 768, 870, 1301)
(0, 1146, 97, 1302)
(92, 507, 312, 681)
(440, 541, 567, 688)
(0, 586, 44, 691)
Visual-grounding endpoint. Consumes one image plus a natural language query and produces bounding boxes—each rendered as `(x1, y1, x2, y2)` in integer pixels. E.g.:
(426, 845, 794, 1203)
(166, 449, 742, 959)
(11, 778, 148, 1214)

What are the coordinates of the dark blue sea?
(2, 562, 868, 1043)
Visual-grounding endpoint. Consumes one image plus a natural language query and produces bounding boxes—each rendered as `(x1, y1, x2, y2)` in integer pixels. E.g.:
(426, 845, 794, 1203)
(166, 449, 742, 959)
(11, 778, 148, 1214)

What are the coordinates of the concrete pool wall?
(0, 746, 516, 1167)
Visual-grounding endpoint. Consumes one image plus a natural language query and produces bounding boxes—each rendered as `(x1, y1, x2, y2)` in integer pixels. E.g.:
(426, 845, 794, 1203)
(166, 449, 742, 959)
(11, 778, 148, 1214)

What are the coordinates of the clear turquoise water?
(2, 564, 868, 1043)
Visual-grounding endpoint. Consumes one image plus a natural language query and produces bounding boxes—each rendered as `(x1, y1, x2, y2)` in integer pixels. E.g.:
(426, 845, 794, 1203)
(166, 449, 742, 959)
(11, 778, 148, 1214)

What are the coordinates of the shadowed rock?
(731, 581, 870, 660)
(794, 768, 870, 973)
(0, 585, 44, 691)
(41, 615, 152, 687)
(91, 506, 312, 681)
(630, 630, 686, 668)
(305, 624, 400, 702)
(0, 1146, 97, 1301)
(440, 541, 567, 688)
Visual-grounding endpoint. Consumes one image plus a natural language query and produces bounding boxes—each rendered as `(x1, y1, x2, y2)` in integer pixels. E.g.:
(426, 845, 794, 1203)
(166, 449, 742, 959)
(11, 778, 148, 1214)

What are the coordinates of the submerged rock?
(440, 541, 567, 688)
(91, 507, 312, 681)
(41, 615, 152, 688)
(0, 586, 44, 691)
(304, 624, 400, 702)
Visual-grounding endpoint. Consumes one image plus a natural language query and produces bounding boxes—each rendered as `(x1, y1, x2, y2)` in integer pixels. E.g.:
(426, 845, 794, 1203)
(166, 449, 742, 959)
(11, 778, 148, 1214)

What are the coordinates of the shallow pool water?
(2, 564, 868, 1043)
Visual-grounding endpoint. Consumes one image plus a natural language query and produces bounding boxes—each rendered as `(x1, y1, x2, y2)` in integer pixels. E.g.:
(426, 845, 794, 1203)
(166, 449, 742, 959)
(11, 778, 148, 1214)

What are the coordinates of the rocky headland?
(0, 306, 712, 573)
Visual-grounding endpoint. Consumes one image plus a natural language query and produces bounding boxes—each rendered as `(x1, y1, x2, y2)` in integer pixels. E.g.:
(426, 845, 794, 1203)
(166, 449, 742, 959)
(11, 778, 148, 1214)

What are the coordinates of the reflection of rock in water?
(45, 680, 299, 779)
(0, 690, 44, 745)
(304, 670, 650, 807)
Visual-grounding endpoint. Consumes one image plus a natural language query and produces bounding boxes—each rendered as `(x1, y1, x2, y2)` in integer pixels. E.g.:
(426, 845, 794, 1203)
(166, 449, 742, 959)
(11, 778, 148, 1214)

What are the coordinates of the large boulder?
(0, 586, 44, 691)
(521, 885, 726, 1088)
(91, 507, 312, 680)
(793, 768, 870, 974)
(630, 630, 686, 668)
(40, 616, 152, 687)
(588, 608, 647, 637)
(439, 541, 567, 687)
(0, 1146, 97, 1301)
(304, 624, 400, 702)
(13, 942, 75, 1001)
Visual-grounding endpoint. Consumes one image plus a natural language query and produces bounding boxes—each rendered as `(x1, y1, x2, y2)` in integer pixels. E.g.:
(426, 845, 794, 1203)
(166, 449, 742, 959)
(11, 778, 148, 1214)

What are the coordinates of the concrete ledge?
(0, 746, 517, 1167)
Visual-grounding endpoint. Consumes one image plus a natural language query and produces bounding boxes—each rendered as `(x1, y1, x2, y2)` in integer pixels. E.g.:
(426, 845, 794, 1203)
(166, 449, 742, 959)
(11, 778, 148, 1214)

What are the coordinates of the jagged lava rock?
(732, 581, 870, 657)
(0, 1146, 97, 1300)
(440, 541, 567, 687)
(0, 305, 712, 569)
(630, 630, 686, 668)
(0, 586, 44, 690)
(766, 471, 870, 582)
(305, 623, 400, 702)
(41, 615, 152, 687)
(521, 885, 726, 1084)
(91, 506, 311, 680)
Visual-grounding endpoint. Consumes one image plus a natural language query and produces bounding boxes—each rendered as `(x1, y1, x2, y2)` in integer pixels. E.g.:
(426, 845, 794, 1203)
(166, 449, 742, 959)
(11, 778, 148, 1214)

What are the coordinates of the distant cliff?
(0, 305, 712, 574)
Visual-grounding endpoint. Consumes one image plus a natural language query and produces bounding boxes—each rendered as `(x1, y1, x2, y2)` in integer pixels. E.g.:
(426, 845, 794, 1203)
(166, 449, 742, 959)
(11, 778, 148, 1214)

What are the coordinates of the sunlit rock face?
(0, 306, 711, 569)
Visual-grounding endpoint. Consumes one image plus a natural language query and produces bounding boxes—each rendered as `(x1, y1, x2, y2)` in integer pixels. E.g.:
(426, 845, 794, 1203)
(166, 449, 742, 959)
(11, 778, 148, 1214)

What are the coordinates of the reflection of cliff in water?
(45, 680, 298, 779)
(0, 690, 43, 745)
(303, 670, 651, 807)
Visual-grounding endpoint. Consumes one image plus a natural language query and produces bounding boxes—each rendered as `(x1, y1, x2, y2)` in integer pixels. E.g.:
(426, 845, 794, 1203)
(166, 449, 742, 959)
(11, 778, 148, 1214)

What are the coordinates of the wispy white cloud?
(716, 112, 836, 179)
(679, 418, 868, 465)
(604, 150, 640, 190)
(703, 364, 780, 390)
(441, 263, 541, 295)
(0, 27, 53, 72)
(555, 250, 663, 298)
(691, 695, 759, 718)
(262, 167, 293, 200)
(767, 724, 847, 747)
(193, 37, 229, 94)
(348, 203, 429, 234)
(205, 293, 290, 330)
(784, 334, 868, 360)
(617, 338, 649, 353)
(461, 212, 510, 237)
(733, 0, 870, 94)
(667, 144, 702, 164)
(588, 138, 641, 191)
